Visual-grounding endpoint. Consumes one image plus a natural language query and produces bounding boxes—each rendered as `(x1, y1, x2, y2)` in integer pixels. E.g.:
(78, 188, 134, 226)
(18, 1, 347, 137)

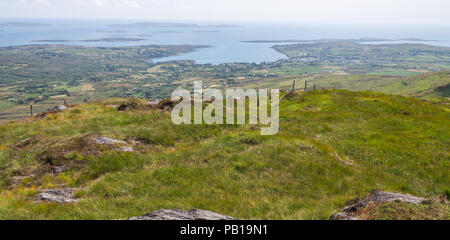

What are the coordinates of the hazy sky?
(0, 0, 449, 25)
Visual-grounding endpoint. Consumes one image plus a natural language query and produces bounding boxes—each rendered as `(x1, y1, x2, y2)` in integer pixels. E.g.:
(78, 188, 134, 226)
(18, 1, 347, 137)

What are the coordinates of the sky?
(0, 0, 449, 25)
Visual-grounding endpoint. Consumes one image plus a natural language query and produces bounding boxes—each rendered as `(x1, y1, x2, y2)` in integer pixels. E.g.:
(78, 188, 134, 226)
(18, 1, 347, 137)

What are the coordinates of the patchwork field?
(1, 41, 449, 121)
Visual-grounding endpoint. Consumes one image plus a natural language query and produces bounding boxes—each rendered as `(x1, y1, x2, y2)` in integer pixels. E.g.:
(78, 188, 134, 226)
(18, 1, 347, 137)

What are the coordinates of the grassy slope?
(247, 71, 450, 101)
(0, 90, 449, 219)
(312, 71, 450, 99)
(355, 201, 449, 220)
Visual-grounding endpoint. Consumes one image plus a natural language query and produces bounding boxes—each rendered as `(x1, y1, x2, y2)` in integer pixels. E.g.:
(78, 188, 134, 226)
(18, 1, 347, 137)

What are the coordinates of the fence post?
(304, 80, 308, 91)
(292, 80, 296, 92)
(64, 99, 67, 105)
(30, 105, 33, 116)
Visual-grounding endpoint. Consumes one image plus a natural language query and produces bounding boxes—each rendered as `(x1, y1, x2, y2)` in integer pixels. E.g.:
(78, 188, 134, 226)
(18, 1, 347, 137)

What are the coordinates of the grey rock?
(52, 165, 67, 173)
(146, 99, 161, 106)
(15, 138, 32, 148)
(120, 146, 134, 152)
(129, 209, 236, 220)
(330, 191, 427, 220)
(52, 105, 68, 111)
(35, 188, 77, 203)
(329, 213, 358, 220)
(342, 191, 426, 213)
(93, 136, 126, 145)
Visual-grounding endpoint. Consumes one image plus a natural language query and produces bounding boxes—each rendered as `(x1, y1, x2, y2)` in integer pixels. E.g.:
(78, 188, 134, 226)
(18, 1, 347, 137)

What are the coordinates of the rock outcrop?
(93, 136, 134, 152)
(93, 136, 126, 145)
(129, 209, 235, 220)
(51, 105, 68, 111)
(330, 191, 427, 220)
(35, 105, 69, 119)
(35, 188, 77, 203)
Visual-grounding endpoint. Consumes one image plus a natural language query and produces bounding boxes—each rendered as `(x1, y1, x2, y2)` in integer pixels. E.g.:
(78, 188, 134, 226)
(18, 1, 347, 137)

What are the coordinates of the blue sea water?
(1, 19, 450, 65)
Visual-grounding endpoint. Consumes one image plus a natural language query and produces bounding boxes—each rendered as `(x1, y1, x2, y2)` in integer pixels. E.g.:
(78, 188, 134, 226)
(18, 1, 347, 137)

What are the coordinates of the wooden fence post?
(304, 80, 308, 91)
(30, 105, 33, 116)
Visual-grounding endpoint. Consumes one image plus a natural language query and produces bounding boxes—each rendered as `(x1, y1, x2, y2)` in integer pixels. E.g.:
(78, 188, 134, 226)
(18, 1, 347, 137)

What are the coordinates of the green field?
(1, 41, 449, 121)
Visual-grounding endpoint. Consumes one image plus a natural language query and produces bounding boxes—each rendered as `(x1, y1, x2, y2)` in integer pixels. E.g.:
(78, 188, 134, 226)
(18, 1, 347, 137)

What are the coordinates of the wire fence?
(1, 80, 333, 122)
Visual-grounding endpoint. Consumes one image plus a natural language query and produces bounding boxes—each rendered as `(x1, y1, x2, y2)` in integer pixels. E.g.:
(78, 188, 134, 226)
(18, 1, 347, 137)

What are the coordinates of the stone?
(129, 209, 236, 220)
(35, 188, 77, 203)
(120, 146, 134, 152)
(330, 191, 427, 220)
(329, 213, 358, 220)
(52, 165, 66, 173)
(93, 136, 126, 145)
(146, 99, 161, 106)
(52, 105, 68, 111)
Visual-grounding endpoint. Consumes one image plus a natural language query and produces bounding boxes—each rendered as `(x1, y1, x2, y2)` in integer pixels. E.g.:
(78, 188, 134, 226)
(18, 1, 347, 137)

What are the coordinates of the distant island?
(96, 30, 127, 33)
(32, 40, 73, 43)
(33, 37, 145, 43)
(192, 30, 220, 33)
(0, 22, 51, 27)
(108, 22, 242, 28)
(153, 31, 183, 33)
(80, 37, 144, 42)
(241, 38, 433, 43)
(398, 38, 434, 42)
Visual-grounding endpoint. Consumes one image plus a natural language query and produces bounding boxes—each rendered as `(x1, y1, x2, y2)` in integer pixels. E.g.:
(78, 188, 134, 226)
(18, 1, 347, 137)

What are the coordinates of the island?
(108, 21, 242, 28)
(153, 31, 183, 33)
(80, 37, 145, 42)
(241, 38, 433, 43)
(96, 30, 128, 33)
(33, 38, 146, 43)
(0, 22, 51, 27)
(192, 30, 220, 33)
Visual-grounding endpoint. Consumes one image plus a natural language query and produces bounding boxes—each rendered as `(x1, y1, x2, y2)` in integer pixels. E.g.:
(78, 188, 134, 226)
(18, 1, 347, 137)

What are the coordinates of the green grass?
(0, 100, 17, 112)
(265, 71, 449, 100)
(0, 90, 448, 219)
(357, 200, 449, 220)
(367, 70, 421, 77)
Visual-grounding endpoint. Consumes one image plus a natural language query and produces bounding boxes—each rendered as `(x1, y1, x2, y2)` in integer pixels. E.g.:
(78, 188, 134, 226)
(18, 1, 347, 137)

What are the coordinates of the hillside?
(243, 71, 450, 102)
(1, 43, 449, 122)
(310, 71, 450, 99)
(0, 90, 449, 219)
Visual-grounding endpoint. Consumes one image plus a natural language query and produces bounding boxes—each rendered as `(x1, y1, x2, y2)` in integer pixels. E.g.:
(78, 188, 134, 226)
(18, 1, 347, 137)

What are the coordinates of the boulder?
(330, 191, 427, 220)
(120, 146, 134, 152)
(129, 209, 236, 220)
(93, 136, 126, 145)
(35, 188, 77, 203)
(146, 99, 161, 106)
(52, 105, 68, 111)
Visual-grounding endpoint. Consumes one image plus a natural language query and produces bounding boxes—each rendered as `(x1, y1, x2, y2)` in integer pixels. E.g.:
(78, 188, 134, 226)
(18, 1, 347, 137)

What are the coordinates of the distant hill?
(0, 22, 50, 27)
(108, 22, 242, 28)
(283, 71, 450, 100)
(0, 90, 448, 219)
(109, 22, 199, 28)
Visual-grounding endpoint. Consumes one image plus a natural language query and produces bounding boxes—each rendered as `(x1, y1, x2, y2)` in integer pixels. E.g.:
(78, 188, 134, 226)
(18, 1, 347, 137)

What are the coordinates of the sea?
(1, 19, 450, 65)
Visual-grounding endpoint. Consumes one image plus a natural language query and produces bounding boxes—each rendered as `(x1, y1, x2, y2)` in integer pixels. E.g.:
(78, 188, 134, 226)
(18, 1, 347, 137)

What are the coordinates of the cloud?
(90, 0, 108, 7)
(0, 0, 449, 25)
(115, 0, 140, 8)
(0, 0, 141, 8)
(0, 0, 53, 4)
